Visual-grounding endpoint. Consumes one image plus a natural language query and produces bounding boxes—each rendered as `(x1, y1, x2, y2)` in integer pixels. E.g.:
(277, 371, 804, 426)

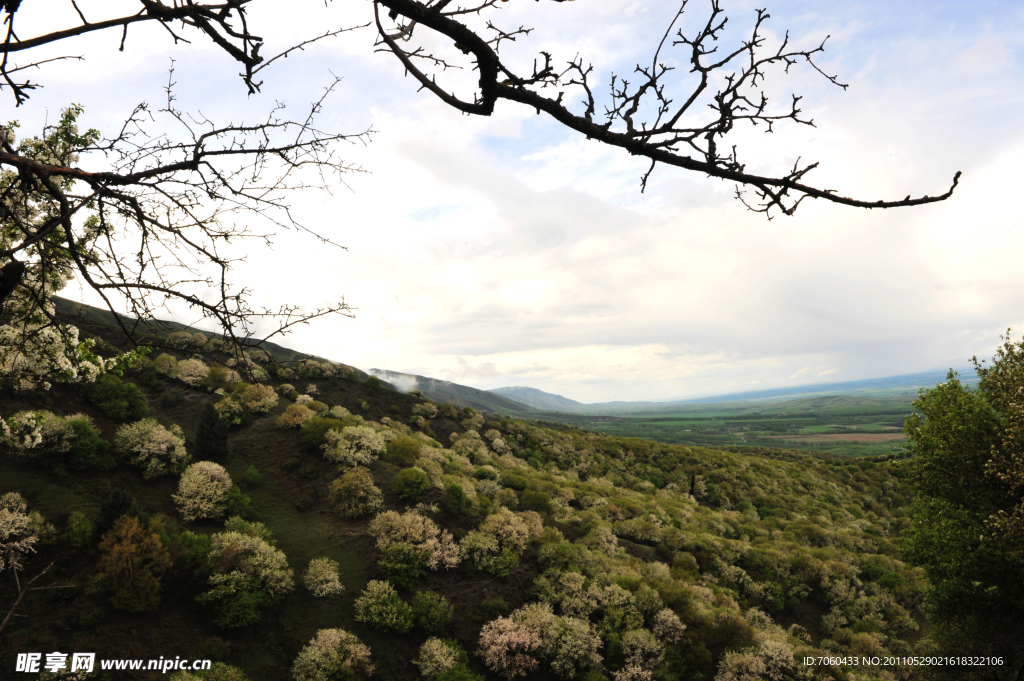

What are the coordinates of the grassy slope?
(1, 329, 928, 681)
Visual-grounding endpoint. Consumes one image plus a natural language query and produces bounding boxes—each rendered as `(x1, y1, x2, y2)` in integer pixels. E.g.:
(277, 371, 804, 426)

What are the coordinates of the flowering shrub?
(620, 630, 664, 671)
(410, 415, 426, 428)
(322, 426, 386, 469)
(415, 638, 461, 679)
(0, 492, 38, 571)
(295, 394, 314, 406)
(328, 467, 383, 519)
(354, 580, 413, 632)
(276, 383, 297, 398)
(328, 405, 350, 419)
(166, 331, 195, 348)
(236, 383, 278, 413)
(114, 419, 189, 479)
(478, 616, 540, 679)
(0, 321, 109, 391)
(651, 609, 686, 643)
(368, 510, 460, 570)
(304, 557, 345, 597)
(173, 462, 233, 521)
(215, 397, 247, 427)
(412, 402, 438, 418)
(278, 403, 314, 429)
(175, 358, 209, 386)
(291, 629, 374, 681)
(197, 526, 294, 628)
(153, 353, 178, 375)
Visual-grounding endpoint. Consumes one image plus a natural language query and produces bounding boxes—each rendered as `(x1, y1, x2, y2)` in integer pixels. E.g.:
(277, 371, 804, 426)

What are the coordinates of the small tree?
(95, 516, 171, 612)
(174, 462, 233, 521)
(478, 616, 540, 679)
(237, 384, 279, 413)
(197, 526, 294, 628)
(354, 580, 414, 632)
(328, 468, 383, 519)
(278, 403, 315, 429)
(0, 492, 37, 572)
(305, 557, 345, 598)
(412, 591, 454, 633)
(115, 418, 189, 479)
(176, 358, 210, 386)
(322, 426, 386, 469)
(392, 467, 431, 502)
(415, 638, 462, 680)
(291, 629, 375, 681)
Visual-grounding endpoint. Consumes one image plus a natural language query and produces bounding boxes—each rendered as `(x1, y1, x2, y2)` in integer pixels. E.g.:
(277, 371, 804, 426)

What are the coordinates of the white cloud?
(18, 0, 1024, 403)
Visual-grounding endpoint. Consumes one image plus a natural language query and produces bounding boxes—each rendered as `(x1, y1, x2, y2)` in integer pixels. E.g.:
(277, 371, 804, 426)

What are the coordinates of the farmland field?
(528, 394, 923, 457)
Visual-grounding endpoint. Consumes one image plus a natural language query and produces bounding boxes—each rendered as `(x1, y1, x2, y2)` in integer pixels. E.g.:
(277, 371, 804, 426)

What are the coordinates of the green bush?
(519, 490, 553, 515)
(243, 465, 262, 486)
(441, 481, 470, 515)
(354, 580, 413, 632)
(480, 597, 509, 618)
(379, 543, 428, 588)
(224, 487, 255, 519)
(66, 511, 94, 548)
(283, 458, 301, 472)
(436, 666, 484, 681)
(499, 473, 528, 491)
(474, 467, 498, 480)
(384, 436, 422, 467)
(67, 418, 114, 471)
(411, 591, 454, 633)
(90, 374, 149, 421)
(194, 402, 230, 462)
(299, 417, 346, 450)
(392, 468, 431, 502)
(97, 490, 143, 536)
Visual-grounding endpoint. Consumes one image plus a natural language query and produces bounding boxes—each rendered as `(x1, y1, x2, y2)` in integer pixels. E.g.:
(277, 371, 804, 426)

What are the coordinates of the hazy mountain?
(489, 386, 586, 412)
(368, 369, 538, 415)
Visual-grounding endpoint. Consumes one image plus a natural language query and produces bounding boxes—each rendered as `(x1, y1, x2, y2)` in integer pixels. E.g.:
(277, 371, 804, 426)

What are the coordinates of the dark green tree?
(97, 489, 143, 536)
(904, 337, 1024, 678)
(194, 401, 229, 462)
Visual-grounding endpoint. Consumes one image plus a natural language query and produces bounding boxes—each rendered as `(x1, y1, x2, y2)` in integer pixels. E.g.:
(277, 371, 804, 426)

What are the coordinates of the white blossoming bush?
(175, 358, 209, 386)
(478, 616, 540, 679)
(295, 394, 314, 406)
(412, 402, 438, 418)
(115, 419, 189, 479)
(173, 462, 233, 521)
(291, 629, 374, 681)
(368, 510, 460, 570)
(198, 525, 294, 628)
(0, 410, 76, 457)
(304, 557, 345, 597)
(322, 426, 386, 469)
(0, 492, 38, 571)
(166, 331, 194, 348)
(651, 608, 686, 643)
(414, 638, 461, 680)
(620, 630, 664, 672)
(236, 384, 278, 413)
(328, 405, 350, 419)
(277, 403, 314, 429)
(508, 603, 603, 679)
(0, 321, 107, 391)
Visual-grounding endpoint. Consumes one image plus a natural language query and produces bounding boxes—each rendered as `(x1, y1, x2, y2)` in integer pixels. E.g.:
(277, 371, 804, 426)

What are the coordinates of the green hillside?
(0, 318, 1013, 681)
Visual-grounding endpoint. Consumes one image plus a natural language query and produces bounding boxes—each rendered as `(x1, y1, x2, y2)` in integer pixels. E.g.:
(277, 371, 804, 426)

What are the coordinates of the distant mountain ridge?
(489, 386, 584, 411)
(368, 370, 539, 415)
(489, 368, 978, 415)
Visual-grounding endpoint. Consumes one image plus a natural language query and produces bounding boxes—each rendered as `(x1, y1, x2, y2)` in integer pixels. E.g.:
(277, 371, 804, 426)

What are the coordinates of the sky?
(7, 0, 1024, 402)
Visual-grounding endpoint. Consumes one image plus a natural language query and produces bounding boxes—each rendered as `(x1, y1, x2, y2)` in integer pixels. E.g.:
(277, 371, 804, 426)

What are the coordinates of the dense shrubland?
(2, 330, 1022, 680)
